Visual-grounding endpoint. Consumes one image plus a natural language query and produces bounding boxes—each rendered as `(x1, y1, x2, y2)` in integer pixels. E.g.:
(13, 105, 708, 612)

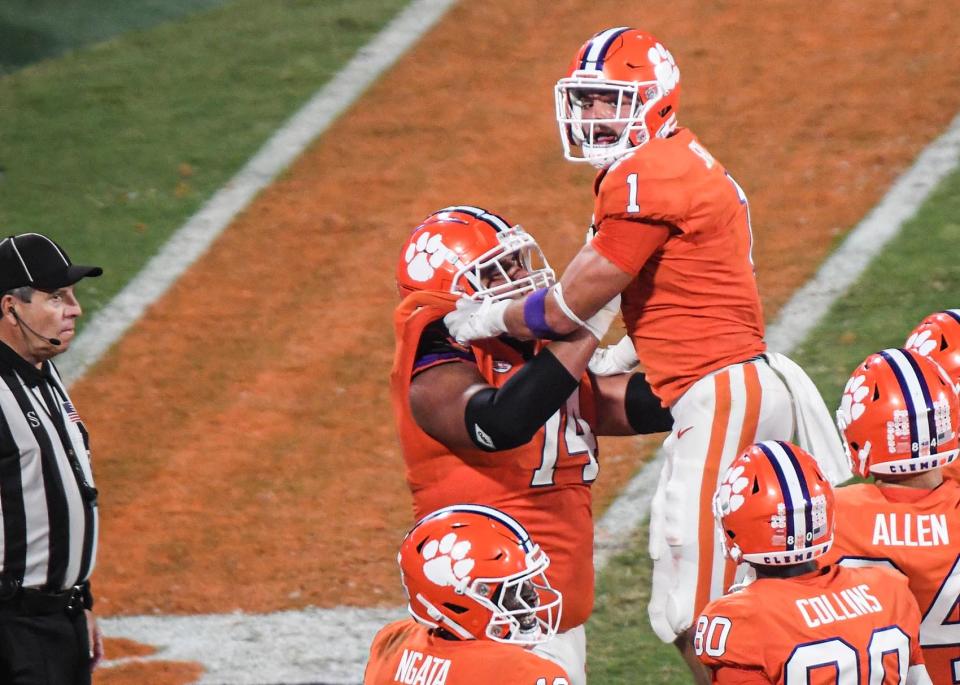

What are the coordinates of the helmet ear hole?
(873, 385, 881, 401)
(443, 602, 469, 614)
(752, 477, 760, 494)
(850, 441, 860, 451)
(942, 338, 950, 351)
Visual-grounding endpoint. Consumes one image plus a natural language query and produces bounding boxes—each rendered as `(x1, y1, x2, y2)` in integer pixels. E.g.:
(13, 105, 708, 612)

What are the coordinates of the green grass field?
(0, 0, 234, 72)
(0, 0, 409, 318)
(586, 165, 960, 684)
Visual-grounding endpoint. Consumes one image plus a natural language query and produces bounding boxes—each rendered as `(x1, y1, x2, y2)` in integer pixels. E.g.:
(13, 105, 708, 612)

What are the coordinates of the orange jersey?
(695, 565, 924, 684)
(590, 128, 765, 406)
(823, 481, 960, 683)
(390, 292, 598, 630)
(364, 619, 570, 685)
(946, 460, 960, 483)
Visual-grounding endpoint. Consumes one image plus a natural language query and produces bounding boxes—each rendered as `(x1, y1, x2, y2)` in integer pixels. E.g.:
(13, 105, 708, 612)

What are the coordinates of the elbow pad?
(464, 349, 579, 452)
(625, 373, 674, 434)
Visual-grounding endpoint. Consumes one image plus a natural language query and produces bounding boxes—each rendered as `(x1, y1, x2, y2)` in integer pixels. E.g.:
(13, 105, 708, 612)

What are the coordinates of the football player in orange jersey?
(442, 28, 850, 677)
(364, 505, 572, 685)
(822, 348, 960, 683)
(694, 440, 932, 684)
(906, 310, 960, 482)
(391, 205, 673, 684)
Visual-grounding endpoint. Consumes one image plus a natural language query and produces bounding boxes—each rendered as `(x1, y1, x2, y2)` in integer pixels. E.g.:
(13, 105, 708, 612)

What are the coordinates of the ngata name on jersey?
(394, 649, 451, 685)
(872, 512, 949, 547)
(795, 583, 883, 629)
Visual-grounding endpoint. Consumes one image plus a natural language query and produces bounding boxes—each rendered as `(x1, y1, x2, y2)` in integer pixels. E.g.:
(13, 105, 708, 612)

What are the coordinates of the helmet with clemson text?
(837, 348, 959, 478)
(396, 205, 554, 301)
(555, 27, 681, 168)
(906, 310, 960, 391)
(397, 504, 562, 645)
(714, 441, 835, 566)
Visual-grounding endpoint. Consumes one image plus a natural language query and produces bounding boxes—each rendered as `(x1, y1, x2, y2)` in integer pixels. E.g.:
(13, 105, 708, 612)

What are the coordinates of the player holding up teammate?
(364, 505, 571, 685)
(443, 27, 849, 677)
(695, 440, 932, 684)
(823, 348, 960, 683)
(391, 205, 672, 684)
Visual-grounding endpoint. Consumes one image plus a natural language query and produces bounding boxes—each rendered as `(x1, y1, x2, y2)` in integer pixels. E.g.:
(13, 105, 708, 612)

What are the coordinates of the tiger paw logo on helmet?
(403, 231, 456, 284)
(715, 465, 749, 516)
(906, 328, 938, 357)
(421, 532, 475, 589)
(838, 373, 869, 425)
(648, 43, 679, 92)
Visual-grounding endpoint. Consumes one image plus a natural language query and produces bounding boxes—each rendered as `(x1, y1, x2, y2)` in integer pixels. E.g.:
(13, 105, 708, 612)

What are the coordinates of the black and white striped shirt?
(0, 342, 98, 592)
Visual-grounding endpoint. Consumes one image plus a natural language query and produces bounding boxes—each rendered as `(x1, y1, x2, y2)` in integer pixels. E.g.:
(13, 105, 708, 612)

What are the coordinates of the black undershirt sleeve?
(625, 373, 674, 434)
(464, 348, 579, 452)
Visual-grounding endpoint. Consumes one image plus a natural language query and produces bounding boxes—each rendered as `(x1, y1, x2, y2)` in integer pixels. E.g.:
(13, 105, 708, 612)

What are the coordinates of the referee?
(0, 233, 103, 684)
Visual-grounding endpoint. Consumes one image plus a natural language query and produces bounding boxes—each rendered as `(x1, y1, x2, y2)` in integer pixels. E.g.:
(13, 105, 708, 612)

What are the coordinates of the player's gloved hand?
(588, 333, 639, 375)
(583, 293, 621, 341)
(443, 296, 510, 344)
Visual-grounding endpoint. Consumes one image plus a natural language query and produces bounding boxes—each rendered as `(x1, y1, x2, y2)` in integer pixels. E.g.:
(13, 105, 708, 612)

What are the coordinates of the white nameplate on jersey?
(394, 649, 450, 685)
(872, 513, 949, 547)
(795, 584, 883, 629)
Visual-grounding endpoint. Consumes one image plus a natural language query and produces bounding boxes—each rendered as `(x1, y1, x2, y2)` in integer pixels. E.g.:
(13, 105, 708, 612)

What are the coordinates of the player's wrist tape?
(464, 348, 579, 452)
(552, 282, 589, 329)
(523, 289, 563, 339)
(625, 373, 674, 434)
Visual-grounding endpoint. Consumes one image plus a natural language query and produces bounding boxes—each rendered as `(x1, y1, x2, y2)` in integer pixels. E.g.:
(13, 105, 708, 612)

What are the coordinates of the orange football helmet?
(555, 27, 681, 168)
(714, 441, 834, 566)
(837, 348, 959, 477)
(905, 310, 960, 390)
(397, 504, 561, 645)
(396, 205, 554, 301)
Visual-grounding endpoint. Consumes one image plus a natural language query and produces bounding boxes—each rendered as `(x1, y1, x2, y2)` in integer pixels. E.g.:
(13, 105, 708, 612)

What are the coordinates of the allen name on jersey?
(871, 512, 949, 547)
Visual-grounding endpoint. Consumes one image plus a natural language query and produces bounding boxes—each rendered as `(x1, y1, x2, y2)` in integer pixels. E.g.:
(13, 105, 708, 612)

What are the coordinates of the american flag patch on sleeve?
(62, 400, 81, 423)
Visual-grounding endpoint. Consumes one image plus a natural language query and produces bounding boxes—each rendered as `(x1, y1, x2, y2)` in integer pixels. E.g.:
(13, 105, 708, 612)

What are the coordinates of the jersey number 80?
(694, 615, 912, 684)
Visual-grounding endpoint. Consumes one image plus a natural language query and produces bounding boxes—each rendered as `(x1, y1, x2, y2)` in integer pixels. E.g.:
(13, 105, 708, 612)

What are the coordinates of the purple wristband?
(523, 289, 562, 339)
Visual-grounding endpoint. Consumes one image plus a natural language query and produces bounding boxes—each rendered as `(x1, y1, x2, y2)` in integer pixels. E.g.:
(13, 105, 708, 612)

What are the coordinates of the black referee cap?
(0, 233, 102, 293)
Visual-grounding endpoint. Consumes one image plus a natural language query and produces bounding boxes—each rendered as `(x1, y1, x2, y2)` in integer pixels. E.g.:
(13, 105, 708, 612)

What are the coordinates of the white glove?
(443, 296, 510, 344)
(588, 333, 639, 375)
(583, 293, 621, 341)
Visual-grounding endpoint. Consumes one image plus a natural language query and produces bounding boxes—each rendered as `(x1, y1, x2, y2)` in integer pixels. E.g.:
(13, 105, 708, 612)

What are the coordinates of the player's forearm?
(464, 347, 580, 451)
(500, 290, 580, 339)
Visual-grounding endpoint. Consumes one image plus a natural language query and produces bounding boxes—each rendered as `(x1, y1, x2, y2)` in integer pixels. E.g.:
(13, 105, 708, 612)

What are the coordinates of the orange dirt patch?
(102, 637, 157, 659)
(95, 661, 203, 685)
(94, 638, 202, 685)
(71, 0, 960, 617)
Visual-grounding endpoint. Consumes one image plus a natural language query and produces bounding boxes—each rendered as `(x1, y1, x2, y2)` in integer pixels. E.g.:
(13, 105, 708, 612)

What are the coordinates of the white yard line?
(57, 0, 458, 386)
(99, 607, 406, 685)
(592, 109, 960, 569)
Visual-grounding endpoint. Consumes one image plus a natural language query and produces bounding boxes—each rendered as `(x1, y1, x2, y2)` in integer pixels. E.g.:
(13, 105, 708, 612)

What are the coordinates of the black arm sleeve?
(625, 373, 674, 434)
(464, 348, 579, 452)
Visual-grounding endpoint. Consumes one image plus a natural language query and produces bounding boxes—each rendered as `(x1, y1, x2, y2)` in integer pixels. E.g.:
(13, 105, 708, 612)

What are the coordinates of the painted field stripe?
(57, 0, 458, 387)
(99, 606, 405, 685)
(593, 108, 960, 569)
